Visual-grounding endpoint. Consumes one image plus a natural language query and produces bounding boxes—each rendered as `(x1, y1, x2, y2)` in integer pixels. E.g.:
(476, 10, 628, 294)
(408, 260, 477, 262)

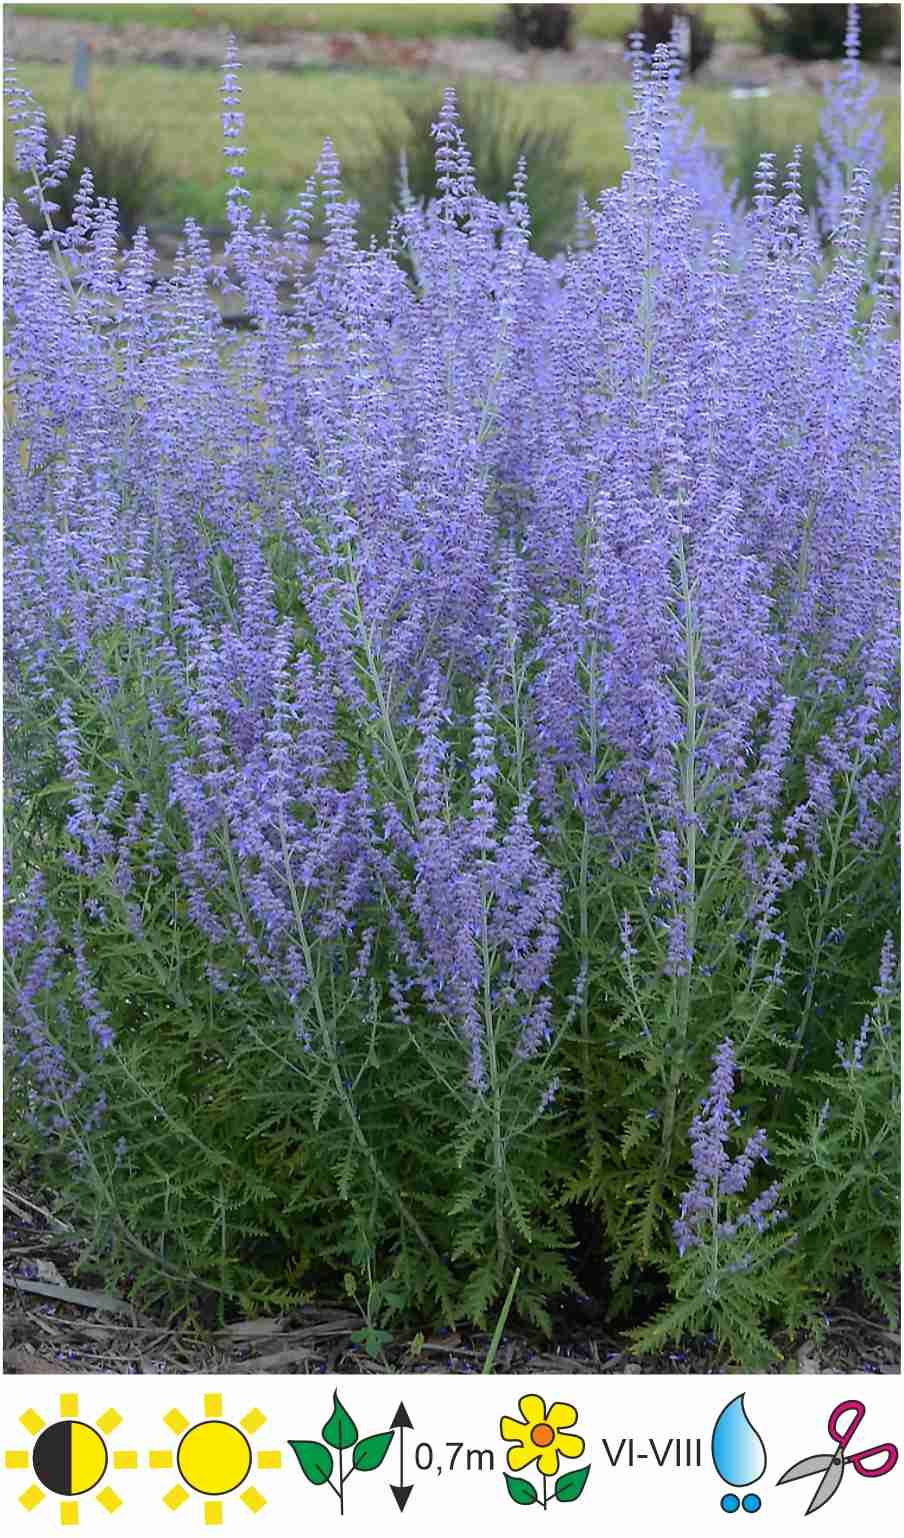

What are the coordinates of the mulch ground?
(4, 1184, 899, 1377)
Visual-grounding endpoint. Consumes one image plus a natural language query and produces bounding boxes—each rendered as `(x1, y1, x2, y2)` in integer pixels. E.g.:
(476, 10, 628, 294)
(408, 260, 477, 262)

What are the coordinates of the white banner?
(1, 1372, 900, 1534)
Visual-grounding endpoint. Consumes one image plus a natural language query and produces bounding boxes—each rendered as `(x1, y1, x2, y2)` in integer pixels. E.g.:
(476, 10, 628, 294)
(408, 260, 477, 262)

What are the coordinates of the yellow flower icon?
(500, 1396, 584, 1477)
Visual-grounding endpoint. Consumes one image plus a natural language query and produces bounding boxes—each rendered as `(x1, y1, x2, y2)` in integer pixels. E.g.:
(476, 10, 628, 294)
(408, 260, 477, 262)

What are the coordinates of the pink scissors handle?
(829, 1400, 866, 1451)
(848, 1443, 898, 1479)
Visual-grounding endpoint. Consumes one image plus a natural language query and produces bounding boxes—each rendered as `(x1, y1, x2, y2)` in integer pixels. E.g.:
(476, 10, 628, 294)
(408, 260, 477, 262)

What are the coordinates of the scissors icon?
(777, 1400, 898, 1515)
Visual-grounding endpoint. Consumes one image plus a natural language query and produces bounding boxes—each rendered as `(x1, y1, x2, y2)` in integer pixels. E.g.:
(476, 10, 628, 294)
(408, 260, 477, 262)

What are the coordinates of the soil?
(4, 10, 901, 96)
(4, 1183, 899, 1377)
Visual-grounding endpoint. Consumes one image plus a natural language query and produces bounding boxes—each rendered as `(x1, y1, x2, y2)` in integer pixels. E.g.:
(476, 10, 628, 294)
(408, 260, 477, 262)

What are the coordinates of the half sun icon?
(32, 1419, 108, 1496)
(5, 1394, 135, 1526)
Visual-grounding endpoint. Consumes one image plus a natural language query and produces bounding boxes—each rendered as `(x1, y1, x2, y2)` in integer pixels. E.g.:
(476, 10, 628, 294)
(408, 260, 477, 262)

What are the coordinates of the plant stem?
(482, 1265, 521, 1374)
(278, 817, 442, 1266)
(660, 530, 699, 1169)
(481, 881, 507, 1272)
(786, 761, 859, 1080)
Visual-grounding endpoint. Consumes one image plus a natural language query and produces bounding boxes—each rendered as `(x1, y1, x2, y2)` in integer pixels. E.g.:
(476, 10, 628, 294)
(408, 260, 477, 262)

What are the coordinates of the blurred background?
(4, 2, 901, 257)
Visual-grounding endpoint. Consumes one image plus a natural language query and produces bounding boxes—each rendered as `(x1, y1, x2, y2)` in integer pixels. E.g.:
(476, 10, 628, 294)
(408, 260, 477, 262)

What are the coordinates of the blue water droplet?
(721, 1494, 740, 1513)
(712, 1395, 767, 1487)
(742, 1494, 762, 1513)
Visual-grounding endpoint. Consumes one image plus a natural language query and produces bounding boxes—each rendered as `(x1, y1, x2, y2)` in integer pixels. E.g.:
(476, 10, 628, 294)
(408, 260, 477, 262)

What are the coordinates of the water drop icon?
(712, 1395, 767, 1513)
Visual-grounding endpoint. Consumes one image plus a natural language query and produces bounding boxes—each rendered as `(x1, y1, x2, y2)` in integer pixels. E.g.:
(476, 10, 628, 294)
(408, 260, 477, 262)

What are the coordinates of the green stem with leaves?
(660, 530, 700, 1171)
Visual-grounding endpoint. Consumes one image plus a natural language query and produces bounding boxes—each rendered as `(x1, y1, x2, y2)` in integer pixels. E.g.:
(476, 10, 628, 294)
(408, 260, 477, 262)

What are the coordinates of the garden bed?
(4, 1186, 899, 1377)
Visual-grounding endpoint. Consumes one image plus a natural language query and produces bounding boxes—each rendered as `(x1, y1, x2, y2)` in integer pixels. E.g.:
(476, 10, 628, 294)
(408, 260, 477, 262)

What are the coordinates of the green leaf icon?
(554, 1465, 590, 1503)
(288, 1440, 334, 1486)
(504, 1473, 538, 1505)
(352, 1431, 395, 1472)
(322, 1391, 358, 1450)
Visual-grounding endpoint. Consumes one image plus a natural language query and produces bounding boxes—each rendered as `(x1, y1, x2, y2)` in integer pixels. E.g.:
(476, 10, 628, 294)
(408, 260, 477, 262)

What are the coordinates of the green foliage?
(505, 1474, 539, 1505)
(630, 1226, 810, 1370)
(14, 107, 164, 242)
(289, 1441, 334, 1486)
(15, 5, 764, 44)
(554, 1466, 591, 1502)
(627, 5, 715, 75)
(500, 5, 576, 52)
(5, 602, 577, 1332)
(777, 963, 901, 1328)
(346, 81, 583, 257)
(323, 1393, 359, 1450)
(288, 1394, 393, 1512)
(727, 102, 822, 212)
(5, 63, 897, 235)
(352, 1433, 395, 1471)
(8, 568, 897, 1364)
(749, 3, 900, 60)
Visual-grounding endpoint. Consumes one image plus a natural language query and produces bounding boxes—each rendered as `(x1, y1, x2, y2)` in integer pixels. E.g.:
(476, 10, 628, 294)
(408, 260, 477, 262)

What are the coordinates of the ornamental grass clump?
(4, 6, 899, 1364)
(347, 81, 584, 259)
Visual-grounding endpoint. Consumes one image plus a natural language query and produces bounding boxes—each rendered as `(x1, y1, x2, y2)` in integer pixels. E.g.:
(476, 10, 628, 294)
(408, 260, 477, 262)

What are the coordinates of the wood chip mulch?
(3, 1185, 899, 1377)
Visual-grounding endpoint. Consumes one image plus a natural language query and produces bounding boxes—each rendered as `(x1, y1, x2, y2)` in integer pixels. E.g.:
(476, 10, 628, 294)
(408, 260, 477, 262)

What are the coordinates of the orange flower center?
(530, 1423, 555, 1448)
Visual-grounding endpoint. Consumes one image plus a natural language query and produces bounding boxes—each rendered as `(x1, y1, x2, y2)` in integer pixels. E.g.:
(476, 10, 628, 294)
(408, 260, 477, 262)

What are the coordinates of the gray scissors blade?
(777, 1454, 833, 1485)
(806, 1458, 845, 1515)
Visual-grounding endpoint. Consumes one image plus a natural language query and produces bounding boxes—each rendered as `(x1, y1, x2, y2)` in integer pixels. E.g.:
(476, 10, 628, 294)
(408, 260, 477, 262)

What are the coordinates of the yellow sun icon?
(151, 1393, 281, 1525)
(4, 1392, 136, 1526)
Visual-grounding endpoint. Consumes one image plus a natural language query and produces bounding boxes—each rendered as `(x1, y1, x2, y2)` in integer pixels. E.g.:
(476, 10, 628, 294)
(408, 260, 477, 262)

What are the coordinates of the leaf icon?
(504, 1473, 538, 1506)
(322, 1391, 358, 1450)
(288, 1440, 334, 1486)
(352, 1431, 395, 1472)
(554, 1465, 590, 1503)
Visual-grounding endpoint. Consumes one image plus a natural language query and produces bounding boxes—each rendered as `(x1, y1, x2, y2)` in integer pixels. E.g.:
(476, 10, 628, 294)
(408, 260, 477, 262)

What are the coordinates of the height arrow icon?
(390, 1402, 414, 1512)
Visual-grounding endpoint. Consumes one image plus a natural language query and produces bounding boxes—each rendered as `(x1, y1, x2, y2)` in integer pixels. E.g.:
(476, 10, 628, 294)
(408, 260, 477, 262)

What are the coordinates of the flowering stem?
(480, 872, 508, 1272)
(661, 530, 699, 1168)
(576, 638, 599, 1092)
(639, 201, 655, 403)
(277, 816, 441, 1266)
(710, 1176, 720, 1297)
(345, 554, 418, 828)
(786, 758, 860, 1080)
(29, 167, 77, 302)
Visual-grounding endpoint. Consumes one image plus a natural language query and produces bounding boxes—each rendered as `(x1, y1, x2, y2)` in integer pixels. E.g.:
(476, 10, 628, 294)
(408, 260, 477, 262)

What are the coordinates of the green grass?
(14, 3, 763, 45)
(4, 58, 899, 230)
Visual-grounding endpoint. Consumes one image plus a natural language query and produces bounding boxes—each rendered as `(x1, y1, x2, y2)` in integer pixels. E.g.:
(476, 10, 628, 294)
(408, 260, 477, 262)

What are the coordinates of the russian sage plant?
(633, 1039, 798, 1367)
(3, 9, 899, 1362)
